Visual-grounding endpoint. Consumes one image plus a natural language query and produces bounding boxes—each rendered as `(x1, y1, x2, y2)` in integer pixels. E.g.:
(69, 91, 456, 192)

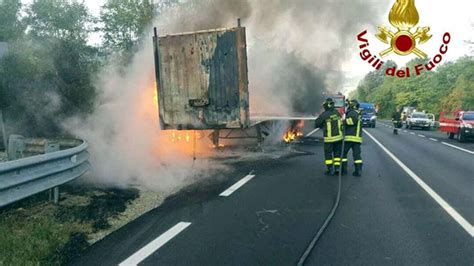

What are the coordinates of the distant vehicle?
(359, 103, 376, 128)
(439, 110, 474, 142)
(406, 112, 432, 130)
(331, 93, 346, 116)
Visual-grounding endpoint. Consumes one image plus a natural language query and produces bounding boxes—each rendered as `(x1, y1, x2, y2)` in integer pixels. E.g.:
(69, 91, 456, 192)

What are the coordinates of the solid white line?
(306, 128, 320, 137)
(429, 138, 438, 142)
(441, 142, 474, 155)
(219, 174, 256, 197)
(418, 134, 426, 138)
(364, 130, 474, 237)
(119, 222, 192, 266)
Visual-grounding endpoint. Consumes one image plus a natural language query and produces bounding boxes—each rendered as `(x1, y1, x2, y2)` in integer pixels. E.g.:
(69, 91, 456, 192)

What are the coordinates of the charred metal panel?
(153, 27, 249, 130)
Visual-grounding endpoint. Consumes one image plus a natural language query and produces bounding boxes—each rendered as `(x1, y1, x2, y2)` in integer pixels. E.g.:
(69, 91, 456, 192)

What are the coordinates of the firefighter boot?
(325, 165, 334, 176)
(353, 164, 362, 177)
(341, 163, 348, 175)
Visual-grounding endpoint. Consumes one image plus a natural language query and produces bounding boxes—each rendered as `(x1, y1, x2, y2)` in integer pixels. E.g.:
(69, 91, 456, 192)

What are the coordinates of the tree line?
(0, 0, 166, 137)
(351, 56, 474, 118)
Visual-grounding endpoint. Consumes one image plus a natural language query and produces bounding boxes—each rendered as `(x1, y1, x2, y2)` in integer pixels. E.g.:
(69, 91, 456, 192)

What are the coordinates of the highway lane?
(369, 123, 474, 222)
(70, 125, 473, 265)
(307, 126, 473, 265)
(378, 120, 474, 152)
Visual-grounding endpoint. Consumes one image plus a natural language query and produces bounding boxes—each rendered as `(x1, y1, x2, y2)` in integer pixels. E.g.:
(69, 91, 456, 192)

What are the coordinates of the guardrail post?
(53, 187, 59, 204)
(44, 140, 61, 204)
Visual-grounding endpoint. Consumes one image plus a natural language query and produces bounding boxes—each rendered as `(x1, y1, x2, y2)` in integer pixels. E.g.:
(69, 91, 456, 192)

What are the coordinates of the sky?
(21, 0, 474, 92)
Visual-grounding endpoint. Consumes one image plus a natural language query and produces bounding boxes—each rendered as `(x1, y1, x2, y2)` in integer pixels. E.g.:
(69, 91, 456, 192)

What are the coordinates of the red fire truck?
(331, 93, 346, 116)
(439, 110, 474, 142)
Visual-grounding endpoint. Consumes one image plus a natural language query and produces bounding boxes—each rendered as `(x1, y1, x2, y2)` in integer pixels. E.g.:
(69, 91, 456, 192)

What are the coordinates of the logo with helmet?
(356, 0, 452, 78)
(376, 0, 432, 59)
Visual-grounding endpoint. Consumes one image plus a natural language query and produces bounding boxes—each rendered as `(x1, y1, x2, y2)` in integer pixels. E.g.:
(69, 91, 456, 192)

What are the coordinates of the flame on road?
(283, 120, 305, 143)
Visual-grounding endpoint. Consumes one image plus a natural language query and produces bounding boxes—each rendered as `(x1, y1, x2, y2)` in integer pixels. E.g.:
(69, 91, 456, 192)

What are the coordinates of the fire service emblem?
(356, 0, 452, 78)
(376, 0, 431, 58)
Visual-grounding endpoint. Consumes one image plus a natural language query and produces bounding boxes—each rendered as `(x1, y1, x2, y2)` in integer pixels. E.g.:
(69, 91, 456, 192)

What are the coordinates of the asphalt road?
(70, 122, 473, 266)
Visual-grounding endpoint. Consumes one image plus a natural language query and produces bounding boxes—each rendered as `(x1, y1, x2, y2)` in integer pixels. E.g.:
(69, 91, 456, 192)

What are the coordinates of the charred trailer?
(153, 23, 250, 130)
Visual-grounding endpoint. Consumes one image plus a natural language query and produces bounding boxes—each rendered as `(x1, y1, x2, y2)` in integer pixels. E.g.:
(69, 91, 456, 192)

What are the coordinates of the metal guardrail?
(0, 138, 90, 208)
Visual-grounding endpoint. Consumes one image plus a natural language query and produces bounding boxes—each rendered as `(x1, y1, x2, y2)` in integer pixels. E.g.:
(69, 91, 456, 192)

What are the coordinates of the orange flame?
(141, 84, 215, 158)
(283, 120, 305, 143)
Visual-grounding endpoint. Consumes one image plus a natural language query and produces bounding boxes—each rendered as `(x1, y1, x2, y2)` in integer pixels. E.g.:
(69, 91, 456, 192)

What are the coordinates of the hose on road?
(297, 123, 345, 265)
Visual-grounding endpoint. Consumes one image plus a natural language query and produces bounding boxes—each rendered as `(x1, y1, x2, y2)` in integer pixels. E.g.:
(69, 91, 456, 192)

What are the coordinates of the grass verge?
(0, 182, 162, 265)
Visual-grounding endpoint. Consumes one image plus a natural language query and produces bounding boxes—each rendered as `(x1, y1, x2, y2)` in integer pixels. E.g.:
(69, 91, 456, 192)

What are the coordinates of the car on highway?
(406, 112, 432, 130)
(440, 110, 474, 142)
(359, 102, 376, 128)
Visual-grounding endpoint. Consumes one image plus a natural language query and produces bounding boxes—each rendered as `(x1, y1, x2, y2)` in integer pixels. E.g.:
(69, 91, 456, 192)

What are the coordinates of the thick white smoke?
(65, 0, 383, 193)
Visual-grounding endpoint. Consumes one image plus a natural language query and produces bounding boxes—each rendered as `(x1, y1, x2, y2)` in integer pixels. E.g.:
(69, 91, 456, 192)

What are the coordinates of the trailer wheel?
(448, 132, 455, 139)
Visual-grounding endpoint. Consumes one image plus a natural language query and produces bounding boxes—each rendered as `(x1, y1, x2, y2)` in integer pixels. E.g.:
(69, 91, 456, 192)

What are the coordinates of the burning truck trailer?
(152, 21, 316, 148)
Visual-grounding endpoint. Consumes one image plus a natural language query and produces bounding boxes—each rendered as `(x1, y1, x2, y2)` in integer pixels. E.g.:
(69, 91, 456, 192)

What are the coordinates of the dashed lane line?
(441, 142, 474, 155)
(418, 134, 426, 138)
(364, 129, 474, 237)
(429, 138, 438, 142)
(119, 222, 192, 265)
(220, 174, 256, 197)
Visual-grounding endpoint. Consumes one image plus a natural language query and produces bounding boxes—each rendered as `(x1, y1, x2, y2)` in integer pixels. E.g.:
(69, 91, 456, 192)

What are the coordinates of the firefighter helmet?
(348, 99, 360, 110)
(323, 98, 335, 111)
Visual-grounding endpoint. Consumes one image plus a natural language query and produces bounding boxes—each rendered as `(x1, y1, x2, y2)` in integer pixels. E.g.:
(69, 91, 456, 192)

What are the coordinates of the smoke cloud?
(66, 0, 382, 193)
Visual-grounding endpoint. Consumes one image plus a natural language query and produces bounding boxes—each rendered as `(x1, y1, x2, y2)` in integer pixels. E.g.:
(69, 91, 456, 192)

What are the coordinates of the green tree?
(352, 56, 474, 118)
(354, 60, 397, 102)
(0, 0, 98, 136)
(100, 0, 154, 54)
(0, 0, 24, 41)
(25, 0, 95, 42)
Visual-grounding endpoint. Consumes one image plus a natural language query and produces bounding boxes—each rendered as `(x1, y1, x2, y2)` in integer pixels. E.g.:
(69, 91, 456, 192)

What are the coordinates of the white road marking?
(403, 130, 408, 133)
(364, 130, 474, 237)
(410, 132, 415, 135)
(306, 128, 320, 137)
(429, 138, 438, 142)
(418, 134, 426, 138)
(119, 222, 192, 265)
(441, 142, 474, 155)
(220, 174, 256, 197)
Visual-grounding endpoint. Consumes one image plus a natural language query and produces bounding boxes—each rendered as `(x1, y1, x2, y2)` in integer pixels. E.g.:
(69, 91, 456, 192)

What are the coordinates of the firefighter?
(392, 108, 402, 134)
(342, 99, 363, 176)
(314, 98, 343, 175)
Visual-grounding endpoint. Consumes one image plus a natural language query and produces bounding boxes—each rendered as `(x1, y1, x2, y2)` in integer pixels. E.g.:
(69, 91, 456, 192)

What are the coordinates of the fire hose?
(297, 121, 346, 265)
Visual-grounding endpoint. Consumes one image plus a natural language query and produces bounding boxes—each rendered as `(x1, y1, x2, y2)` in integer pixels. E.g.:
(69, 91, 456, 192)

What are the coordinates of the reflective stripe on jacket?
(344, 109, 362, 143)
(315, 109, 343, 143)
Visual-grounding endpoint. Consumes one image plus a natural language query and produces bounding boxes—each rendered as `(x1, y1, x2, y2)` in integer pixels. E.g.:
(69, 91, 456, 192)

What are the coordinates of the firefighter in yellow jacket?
(342, 99, 363, 176)
(314, 98, 343, 175)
